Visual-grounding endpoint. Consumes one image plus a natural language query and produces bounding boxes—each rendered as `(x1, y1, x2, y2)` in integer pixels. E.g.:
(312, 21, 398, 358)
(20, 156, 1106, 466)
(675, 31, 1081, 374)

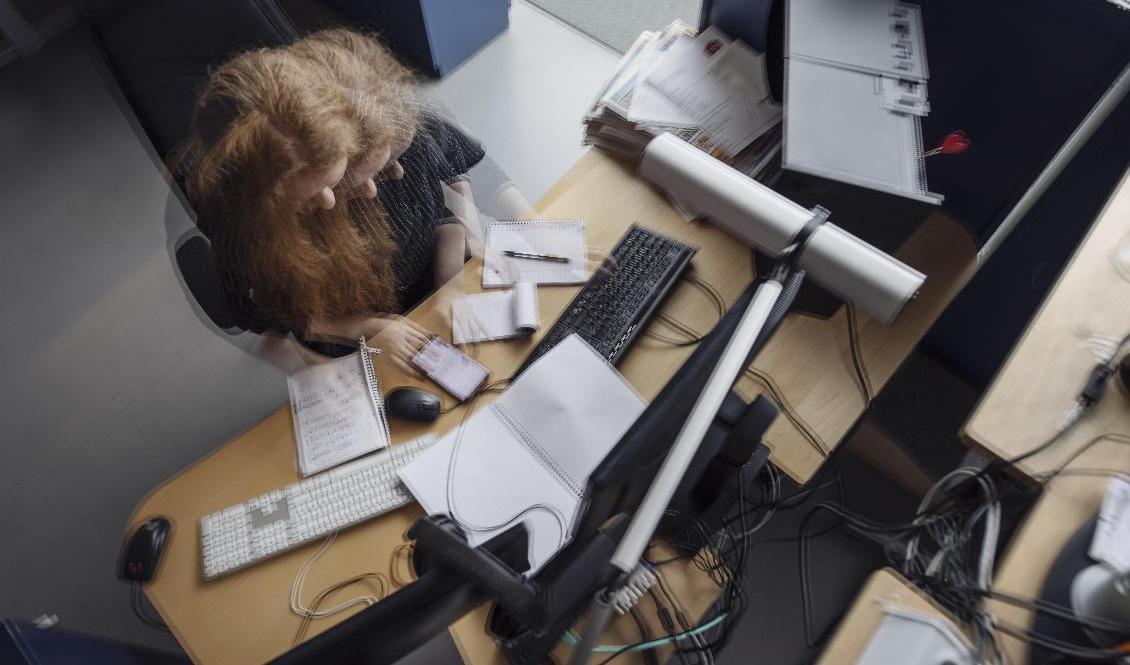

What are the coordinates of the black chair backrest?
(86, 0, 299, 158)
(87, 0, 303, 334)
(174, 234, 239, 332)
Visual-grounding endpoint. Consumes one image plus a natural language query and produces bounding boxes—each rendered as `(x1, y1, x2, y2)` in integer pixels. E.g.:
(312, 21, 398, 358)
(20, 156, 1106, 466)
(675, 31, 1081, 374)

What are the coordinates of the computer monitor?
(489, 276, 786, 663)
(573, 279, 762, 540)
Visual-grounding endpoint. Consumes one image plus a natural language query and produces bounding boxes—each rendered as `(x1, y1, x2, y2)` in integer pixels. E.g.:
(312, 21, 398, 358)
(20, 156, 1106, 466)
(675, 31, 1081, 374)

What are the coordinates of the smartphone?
(410, 337, 489, 402)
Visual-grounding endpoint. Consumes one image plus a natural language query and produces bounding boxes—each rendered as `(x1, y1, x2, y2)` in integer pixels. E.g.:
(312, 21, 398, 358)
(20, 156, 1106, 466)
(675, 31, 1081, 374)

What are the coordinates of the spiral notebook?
(398, 334, 645, 573)
(451, 282, 540, 344)
(482, 219, 587, 287)
(287, 340, 392, 476)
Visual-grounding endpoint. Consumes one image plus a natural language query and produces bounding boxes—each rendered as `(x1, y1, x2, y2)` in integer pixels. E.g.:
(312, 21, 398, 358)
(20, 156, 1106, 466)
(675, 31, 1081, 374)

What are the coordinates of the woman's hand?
(367, 316, 432, 375)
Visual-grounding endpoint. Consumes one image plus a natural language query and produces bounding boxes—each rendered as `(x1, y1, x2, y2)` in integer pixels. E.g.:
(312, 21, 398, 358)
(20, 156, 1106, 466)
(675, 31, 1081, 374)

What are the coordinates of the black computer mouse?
(386, 387, 442, 422)
(119, 516, 171, 583)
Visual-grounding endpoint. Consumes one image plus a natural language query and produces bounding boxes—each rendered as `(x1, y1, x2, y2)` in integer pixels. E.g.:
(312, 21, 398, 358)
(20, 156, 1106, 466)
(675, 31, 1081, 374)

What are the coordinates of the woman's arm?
(307, 314, 432, 373)
(252, 333, 334, 373)
(445, 179, 481, 258)
(434, 222, 468, 287)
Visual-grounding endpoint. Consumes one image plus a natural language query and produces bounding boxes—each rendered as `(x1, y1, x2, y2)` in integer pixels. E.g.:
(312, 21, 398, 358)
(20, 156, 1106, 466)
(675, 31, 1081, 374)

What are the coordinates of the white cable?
(735, 462, 780, 538)
(443, 403, 569, 547)
(289, 533, 380, 619)
(609, 563, 659, 614)
(904, 466, 1000, 590)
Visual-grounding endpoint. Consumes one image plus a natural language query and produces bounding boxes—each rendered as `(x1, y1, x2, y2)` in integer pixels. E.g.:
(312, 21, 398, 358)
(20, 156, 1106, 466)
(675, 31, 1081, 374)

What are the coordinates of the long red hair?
(181, 30, 420, 332)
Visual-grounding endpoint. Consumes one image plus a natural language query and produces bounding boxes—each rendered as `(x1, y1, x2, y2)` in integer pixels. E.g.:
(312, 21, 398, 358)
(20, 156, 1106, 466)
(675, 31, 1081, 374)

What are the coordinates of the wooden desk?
(991, 472, 1128, 664)
(963, 168, 1130, 482)
(814, 569, 961, 665)
(962, 168, 1130, 663)
(129, 149, 974, 664)
(828, 169, 1130, 665)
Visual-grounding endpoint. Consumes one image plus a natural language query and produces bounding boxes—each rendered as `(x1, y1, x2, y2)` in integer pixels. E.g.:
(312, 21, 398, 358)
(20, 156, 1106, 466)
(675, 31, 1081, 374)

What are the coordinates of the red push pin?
(924, 130, 970, 157)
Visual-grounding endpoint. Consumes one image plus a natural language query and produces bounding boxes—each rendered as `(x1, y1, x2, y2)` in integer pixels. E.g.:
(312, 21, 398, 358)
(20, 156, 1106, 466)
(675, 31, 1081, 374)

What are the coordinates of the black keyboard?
(517, 224, 697, 374)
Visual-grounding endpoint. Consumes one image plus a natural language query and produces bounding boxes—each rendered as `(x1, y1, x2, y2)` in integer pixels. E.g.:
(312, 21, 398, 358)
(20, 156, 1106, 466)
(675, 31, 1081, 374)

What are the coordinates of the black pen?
(503, 250, 570, 263)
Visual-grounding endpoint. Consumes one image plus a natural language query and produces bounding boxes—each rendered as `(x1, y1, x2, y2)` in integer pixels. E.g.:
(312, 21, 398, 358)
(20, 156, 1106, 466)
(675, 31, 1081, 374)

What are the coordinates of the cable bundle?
(795, 467, 1003, 661)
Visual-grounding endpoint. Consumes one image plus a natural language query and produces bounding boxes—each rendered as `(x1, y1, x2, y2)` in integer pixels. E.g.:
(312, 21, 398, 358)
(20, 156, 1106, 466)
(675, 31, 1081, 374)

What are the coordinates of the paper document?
(452, 283, 540, 344)
(629, 34, 714, 128)
(288, 352, 390, 476)
(784, 59, 936, 202)
(877, 76, 930, 116)
(1089, 475, 1130, 572)
(787, 0, 928, 81)
(709, 39, 772, 103)
(483, 219, 587, 287)
(640, 36, 781, 156)
(398, 335, 646, 573)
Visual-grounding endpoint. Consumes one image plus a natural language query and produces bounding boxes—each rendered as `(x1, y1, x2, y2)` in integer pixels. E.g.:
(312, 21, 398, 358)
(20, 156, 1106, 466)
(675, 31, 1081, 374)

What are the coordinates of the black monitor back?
(571, 280, 760, 541)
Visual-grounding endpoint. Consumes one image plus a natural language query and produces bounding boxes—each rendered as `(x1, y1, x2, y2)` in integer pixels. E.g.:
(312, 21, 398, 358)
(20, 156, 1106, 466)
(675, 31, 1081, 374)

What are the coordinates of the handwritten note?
(288, 353, 389, 476)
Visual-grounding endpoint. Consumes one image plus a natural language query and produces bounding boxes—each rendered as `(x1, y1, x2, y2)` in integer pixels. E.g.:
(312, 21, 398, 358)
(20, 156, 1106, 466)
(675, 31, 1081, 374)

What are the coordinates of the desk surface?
(131, 149, 974, 665)
(824, 168, 1130, 665)
(964, 167, 1130, 664)
(963, 168, 1130, 482)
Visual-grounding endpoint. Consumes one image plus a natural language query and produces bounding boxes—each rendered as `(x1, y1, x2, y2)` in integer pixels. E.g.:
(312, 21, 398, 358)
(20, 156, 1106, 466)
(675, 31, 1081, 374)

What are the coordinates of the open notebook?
(482, 219, 587, 287)
(287, 346, 391, 476)
(398, 334, 645, 573)
(451, 282, 539, 344)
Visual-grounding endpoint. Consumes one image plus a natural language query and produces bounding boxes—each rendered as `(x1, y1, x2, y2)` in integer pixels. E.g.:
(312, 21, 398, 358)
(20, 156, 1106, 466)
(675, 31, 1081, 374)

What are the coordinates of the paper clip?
(924, 130, 970, 158)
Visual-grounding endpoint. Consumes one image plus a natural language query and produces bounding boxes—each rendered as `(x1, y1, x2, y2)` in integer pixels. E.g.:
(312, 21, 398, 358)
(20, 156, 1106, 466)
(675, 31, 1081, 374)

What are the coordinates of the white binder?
(783, 0, 942, 204)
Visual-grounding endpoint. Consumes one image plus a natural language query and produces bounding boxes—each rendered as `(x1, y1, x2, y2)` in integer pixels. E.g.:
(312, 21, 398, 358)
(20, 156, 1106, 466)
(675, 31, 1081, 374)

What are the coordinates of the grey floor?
(0, 2, 947, 663)
(528, 0, 703, 52)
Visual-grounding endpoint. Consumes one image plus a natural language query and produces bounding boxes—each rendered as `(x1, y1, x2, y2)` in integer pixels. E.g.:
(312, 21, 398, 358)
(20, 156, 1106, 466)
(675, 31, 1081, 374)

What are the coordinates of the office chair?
(82, 0, 301, 342)
(84, 0, 531, 351)
(85, 0, 300, 160)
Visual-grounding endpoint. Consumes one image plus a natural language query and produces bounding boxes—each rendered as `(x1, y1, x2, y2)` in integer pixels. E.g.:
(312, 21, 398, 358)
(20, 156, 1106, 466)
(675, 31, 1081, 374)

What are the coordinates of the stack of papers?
(398, 335, 646, 573)
(583, 21, 783, 185)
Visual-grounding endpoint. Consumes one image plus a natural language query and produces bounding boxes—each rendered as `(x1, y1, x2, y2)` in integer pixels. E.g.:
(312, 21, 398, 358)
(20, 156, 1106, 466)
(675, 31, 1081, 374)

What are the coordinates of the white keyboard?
(200, 434, 437, 579)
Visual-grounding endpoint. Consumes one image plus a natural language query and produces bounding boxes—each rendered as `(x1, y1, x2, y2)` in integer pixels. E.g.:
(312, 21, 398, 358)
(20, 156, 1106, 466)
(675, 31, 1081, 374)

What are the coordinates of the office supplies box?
(482, 219, 588, 287)
(451, 282, 540, 344)
(287, 349, 392, 476)
(398, 334, 646, 572)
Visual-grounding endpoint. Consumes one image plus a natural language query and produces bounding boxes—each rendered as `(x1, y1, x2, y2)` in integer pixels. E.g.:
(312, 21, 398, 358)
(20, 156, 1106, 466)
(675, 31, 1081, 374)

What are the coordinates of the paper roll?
(512, 282, 540, 334)
(638, 133, 925, 324)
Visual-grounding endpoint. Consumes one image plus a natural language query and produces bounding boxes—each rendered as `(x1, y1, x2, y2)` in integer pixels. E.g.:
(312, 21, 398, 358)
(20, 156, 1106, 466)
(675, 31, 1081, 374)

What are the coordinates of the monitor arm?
(267, 519, 530, 665)
(566, 226, 834, 665)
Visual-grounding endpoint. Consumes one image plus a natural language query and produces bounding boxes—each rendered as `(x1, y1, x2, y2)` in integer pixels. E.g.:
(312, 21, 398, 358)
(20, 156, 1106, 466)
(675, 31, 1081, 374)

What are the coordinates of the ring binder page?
(783, 0, 942, 203)
(398, 334, 645, 573)
(785, 60, 934, 201)
(788, 0, 928, 81)
(287, 347, 391, 477)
